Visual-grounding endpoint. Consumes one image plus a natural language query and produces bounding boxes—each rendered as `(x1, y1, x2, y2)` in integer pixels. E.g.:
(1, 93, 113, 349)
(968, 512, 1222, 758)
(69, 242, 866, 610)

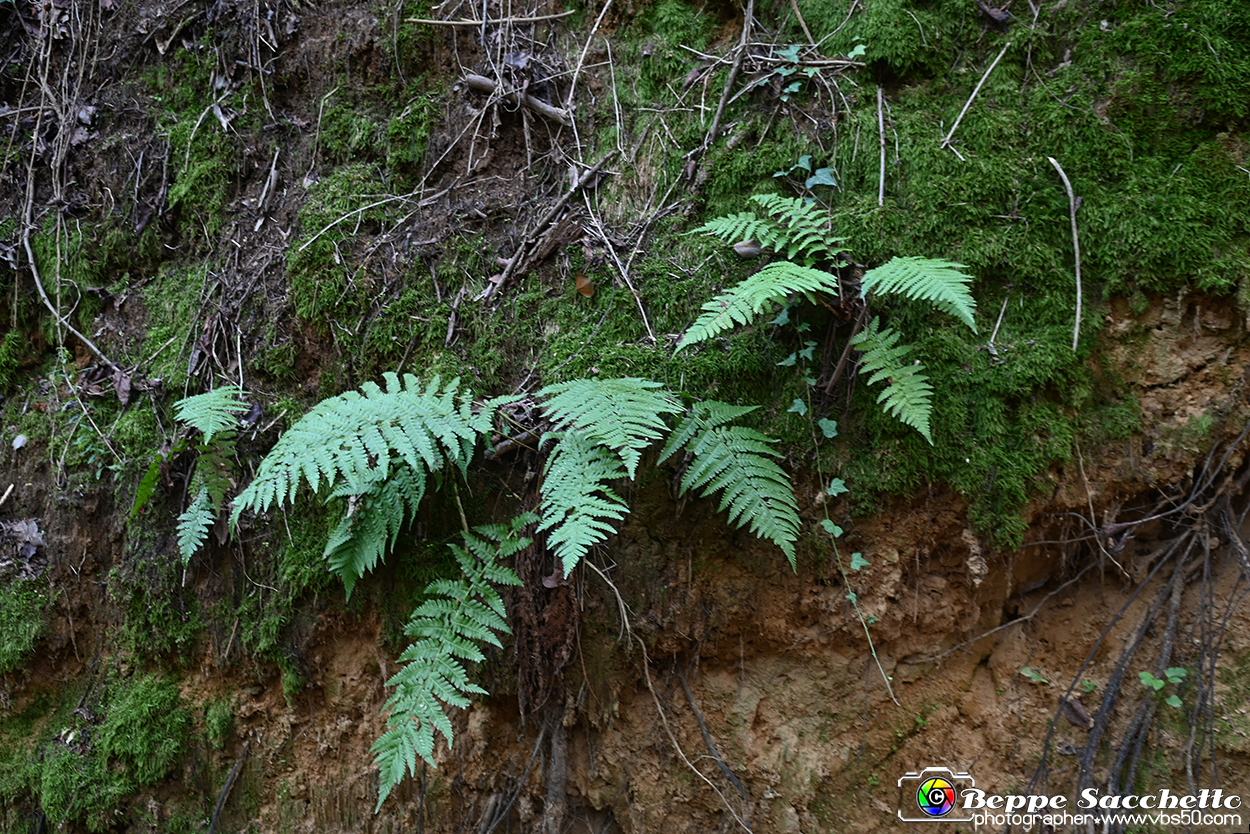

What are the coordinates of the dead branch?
(481, 151, 618, 302)
(463, 74, 572, 126)
(1047, 156, 1083, 351)
(406, 10, 575, 25)
(940, 41, 1012, 150)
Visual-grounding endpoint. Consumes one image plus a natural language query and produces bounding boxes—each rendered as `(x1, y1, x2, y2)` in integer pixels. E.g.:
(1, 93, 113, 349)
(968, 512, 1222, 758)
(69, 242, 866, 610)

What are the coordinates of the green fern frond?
(690, 196, 842, 268)
(174, 386, 247, 445)
(677, 262, 840, 351)
(850, 317, 935, 443)
(660, 402, 800, 565)
(750, 194, 841, 265)
(324, 465, 427, 598)
(233, 374, 489, 525)
(688, 210, 778, 250)
(373, 518, 529, 809)
(538, 377, 680, 476)
(537, 431, 630, 576)
(177, 486, 215, 565)
(860, 256, 978, 332)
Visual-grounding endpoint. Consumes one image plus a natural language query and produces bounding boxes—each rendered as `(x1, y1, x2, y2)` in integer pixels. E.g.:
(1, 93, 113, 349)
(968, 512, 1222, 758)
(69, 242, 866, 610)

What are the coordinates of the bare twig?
(788, 0, 814, 45)
(296, 189, 420, 253)
(876, 85, 885, 206)
(1047, 156, 1082, 351)
(678, 665, 748, 800)
(940, 41, 1012, 150)
(405, 10, 575, 25)
(582, 193, 656, 342)
(482, 151, 619, 301)
(695, 0, 754, 162)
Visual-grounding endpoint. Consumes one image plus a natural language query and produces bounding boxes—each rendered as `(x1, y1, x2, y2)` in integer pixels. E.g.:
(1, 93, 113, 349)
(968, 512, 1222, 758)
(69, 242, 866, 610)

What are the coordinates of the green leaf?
(805, 168, 837, 189)
(177, 486, 215, 565)
(820, 519, 843, 537)
(850, 552, 870, 571)
(777, 353, 797, 367)
(818, 419, 838, 439)
(826, 478, 848, 495)
(788, 398, 807, 416)
(860, 256, 977, 332)
(538, 377, 681, 477)
(1165, 667, 1188, 682)
(1165, 694, 1183, 708)
(850, 318, 934, 443)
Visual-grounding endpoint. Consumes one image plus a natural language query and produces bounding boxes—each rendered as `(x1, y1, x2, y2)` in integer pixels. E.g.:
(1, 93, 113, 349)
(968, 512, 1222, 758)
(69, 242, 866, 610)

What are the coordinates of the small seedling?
(1020, 667, 1048, 684)
(1080, 679, 1098, 694)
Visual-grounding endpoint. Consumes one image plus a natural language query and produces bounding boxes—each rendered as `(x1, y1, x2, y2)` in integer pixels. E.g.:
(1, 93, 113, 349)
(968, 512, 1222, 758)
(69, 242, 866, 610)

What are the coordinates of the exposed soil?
(2, 0, 1250, 832)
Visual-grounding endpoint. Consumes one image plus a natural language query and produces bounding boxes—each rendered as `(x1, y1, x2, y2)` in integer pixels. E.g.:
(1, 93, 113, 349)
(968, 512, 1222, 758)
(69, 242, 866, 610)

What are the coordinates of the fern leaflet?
(860, 257, 978, 332)
(538, 431, 630, 576)
(232, 374, 490, 525)
(323, 464, 428, 598)
(660, 401, 801, 565)
(850, 317, 935, 443)
(690, 195, 841, 267)
(677, 262, 840, 351)
(174, 385, 247, 444)
(538, 377, 680, 477)
(373, 517, 529, 808)
(177, 486, 214, 565)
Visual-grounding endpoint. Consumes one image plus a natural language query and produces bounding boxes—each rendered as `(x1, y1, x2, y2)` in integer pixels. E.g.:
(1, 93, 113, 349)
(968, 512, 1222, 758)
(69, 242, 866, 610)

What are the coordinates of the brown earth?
(2, 0, 1250, 831)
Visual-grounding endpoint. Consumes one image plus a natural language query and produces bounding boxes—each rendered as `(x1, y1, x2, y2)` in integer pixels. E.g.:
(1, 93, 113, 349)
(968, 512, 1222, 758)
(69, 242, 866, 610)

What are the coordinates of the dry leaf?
(575, 274, 594, 297)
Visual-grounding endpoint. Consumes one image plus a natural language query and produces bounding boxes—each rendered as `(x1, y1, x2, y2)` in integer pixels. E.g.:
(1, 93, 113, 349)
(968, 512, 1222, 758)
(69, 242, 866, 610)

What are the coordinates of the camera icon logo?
(897, 767, 976, 823)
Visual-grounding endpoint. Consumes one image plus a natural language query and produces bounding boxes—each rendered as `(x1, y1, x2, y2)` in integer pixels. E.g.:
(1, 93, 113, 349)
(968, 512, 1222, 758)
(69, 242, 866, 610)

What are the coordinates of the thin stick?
(939, 41, 1011, 150)
(296, 189, 420, 253)
(876, 85, 885, 206)
(483, 151, 618, 301)
(697, 0, 754, 158)
(583, 193, 656, 342)
(1047, 156, 1082, 351)
(405, 10, 575, 24)
(789, 0, 814, 44)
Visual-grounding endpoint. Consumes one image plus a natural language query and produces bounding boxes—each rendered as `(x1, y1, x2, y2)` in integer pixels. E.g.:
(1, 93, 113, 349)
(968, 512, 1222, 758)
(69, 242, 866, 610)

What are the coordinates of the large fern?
(538, 377, 681, 476)
(850, 317, 936, 443)
(689, 194, 842, 267)
(861, 256, 977, 332)
(372, 516, 530, 807)
(659, 401, 801, 565)
(323, 465, 428, 598)
(676, 262, 840, 351)
(537, 431, 631, 576)
(232, 373, 494, 523)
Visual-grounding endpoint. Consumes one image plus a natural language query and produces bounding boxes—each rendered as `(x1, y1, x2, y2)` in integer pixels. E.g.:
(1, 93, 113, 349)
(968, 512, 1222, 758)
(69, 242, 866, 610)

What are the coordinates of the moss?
(0, 330, 31, 394)
(140, 263, 208, 393)
(110, 526, 203, 661)
(0, 579, 47, 674)
(34, 674, 189, 831)
(204, 698, 234, 750)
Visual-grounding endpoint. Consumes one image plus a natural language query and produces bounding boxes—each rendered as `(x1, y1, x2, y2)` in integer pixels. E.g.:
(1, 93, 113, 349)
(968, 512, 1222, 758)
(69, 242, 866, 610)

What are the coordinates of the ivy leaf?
(845, 591, 857, 603)
(818, 419, 839, 439)
(805, 168, 837, 189)
(771, 307, 791, 326)
(799, 341, 816, 361)
(819, 519, 843, 538)
(777, 353, 797, 367)
(850, 552, 870, 571)
(788, 399, 807, 416)
(1165, 667, 1188, 683)
(1165, 694, 1183, 708)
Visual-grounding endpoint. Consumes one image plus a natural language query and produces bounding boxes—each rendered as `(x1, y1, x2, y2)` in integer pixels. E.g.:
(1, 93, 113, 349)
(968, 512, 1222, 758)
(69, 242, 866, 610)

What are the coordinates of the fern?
(861, 256, 978, 332)
(323, 465, 428, 598)
(690, 194, 841, 267)
(537, 431, 631, 576)
(538, 377, 681, 477)
(174, 385, 247, 444)
(850, 317, 935, 443)
(232, 373, 491, 524)
(677, 262, 840, 351)
(659, 402, 801, 564)
(177, 486, 214, 564)
(372, 517, 530, 808)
